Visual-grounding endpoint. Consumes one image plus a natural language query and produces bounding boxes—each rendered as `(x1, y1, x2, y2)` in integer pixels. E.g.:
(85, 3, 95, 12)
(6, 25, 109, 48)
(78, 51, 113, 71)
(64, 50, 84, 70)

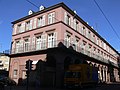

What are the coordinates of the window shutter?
(70, 36, 76, 50)
(32, 36, 35, 51)
(42, 34, 47, 49)
(28, 38, 31, 51)
(73, 19, 76, 30)
(71, 17, 73, 28)
(29, 37, 31, 43)
(54, 32, 57, 47)
(29, 20, 33, 30)
(69, 17, 71, 26)
(48, 14, 50, 24)
(64, 12, 67, 24)
(14, 24, 17, 34)
(78, 24, 80, 32)
(64, 33, 67, 44)
(86, 29, 88, 38)
(52, 12, 55, 23)
(33, 18, 37, 29)
(11, 41, 15, 54)
(44, 34, 47, 49)
(21, 22, 25, 32)
(81, 41, 84, 49)
(42, 15, 45, 26)
(71, 36, 74, 45)
(79, 25, 82, 34)
(20, 40, 24, 52)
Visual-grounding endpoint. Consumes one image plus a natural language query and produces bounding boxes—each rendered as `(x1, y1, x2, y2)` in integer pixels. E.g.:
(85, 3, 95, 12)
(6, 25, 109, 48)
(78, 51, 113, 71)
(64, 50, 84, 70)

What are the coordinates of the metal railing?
(11, 40, 118, 67)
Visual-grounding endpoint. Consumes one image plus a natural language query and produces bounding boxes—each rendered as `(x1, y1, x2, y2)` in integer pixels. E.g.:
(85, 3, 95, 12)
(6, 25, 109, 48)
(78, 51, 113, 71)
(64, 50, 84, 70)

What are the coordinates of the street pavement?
(2, 82, 120, 90)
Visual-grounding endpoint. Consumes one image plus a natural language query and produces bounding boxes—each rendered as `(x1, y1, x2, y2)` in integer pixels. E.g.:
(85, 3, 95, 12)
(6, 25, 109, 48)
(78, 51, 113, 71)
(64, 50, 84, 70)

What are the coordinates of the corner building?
(9, 2, 120, 87)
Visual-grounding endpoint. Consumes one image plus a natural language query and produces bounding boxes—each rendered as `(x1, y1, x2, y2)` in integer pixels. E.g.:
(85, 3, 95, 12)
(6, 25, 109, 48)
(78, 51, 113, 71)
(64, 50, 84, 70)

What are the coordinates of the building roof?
(11, 2, 119, 55)
(0, 53, 10, 56)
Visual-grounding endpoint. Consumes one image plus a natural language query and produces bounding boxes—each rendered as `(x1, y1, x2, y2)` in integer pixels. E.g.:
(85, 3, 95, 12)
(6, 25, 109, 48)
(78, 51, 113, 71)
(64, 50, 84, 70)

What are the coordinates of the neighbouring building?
(9, 2, 120, 87)
(0, 53, 10, 71)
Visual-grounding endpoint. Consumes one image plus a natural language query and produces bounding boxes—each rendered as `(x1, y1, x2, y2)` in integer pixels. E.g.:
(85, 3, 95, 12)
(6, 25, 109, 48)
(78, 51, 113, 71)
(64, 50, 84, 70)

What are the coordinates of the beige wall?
(0, 54, 10, 71)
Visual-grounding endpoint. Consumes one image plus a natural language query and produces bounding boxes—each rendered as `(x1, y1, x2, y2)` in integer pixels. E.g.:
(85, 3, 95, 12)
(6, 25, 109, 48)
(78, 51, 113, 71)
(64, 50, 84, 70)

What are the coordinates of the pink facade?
(10, 3, 120, 84)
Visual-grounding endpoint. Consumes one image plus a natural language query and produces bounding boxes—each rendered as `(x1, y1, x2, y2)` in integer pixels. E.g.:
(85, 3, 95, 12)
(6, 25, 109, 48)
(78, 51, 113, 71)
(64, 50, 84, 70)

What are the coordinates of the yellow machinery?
(64, 64, 98, 88)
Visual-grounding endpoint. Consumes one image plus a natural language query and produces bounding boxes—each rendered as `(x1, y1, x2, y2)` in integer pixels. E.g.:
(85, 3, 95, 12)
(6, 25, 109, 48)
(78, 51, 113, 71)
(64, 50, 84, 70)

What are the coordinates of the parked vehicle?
(0, 77, 16, 86)
(64, 64, 98, 88)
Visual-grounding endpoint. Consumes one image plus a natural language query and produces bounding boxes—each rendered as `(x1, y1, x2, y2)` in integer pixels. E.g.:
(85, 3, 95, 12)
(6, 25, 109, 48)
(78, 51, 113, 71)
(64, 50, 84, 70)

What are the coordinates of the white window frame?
(13, 69, 17, 77)
(64, 12, 71, 25)
(36, 35, 42, 50)
(26, 21, 30, 31)
(24, 38, 30, 52)
(48, 33, 54, 48)
(38, 16, 45, 27)
(15, 40, 20, 53)
(48, 12, 55, 24)
(18, 24, 22, 33)
(74, 38, 79, 51)
(47, 32, 57, 48)
(66, 34, 71, 48)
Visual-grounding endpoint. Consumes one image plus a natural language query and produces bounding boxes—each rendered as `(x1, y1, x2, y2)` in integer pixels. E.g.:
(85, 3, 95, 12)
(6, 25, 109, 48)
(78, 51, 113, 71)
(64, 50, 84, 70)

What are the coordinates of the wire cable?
(93, 0, 120, 41)
(26, 0, 39, 9)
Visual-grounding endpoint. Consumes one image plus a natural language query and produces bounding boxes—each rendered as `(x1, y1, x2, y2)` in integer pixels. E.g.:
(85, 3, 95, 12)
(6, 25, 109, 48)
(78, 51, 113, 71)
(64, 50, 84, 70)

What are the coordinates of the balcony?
(11, 40, 118, 67)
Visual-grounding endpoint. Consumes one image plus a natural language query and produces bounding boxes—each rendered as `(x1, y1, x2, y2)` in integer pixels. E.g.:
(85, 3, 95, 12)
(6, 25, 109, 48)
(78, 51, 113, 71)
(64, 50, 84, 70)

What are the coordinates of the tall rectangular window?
(64, 33, 71, 48)
(82, 41, 87, 54)
(64, 12, 70, 25)
(88, 44, 92, 56)
(13, 69, 17, 77)
(73, 19, 79, 31)
(22, 71, 26, 79)
(74, 38, 79, 51)
(26, 21, 30, 31)
(48, 12, 55, 24)
(24, 38, 30, 52)
(15, 40, 20, 53)
(38, 16, 43, 27)
(88, 31, 91, 39)
(38, 15, 45, 27)
(66, 14, 70, 25)
(18, 24, 22, 33)
(92, 35, 95, 43)
(96, 38, 99, 45)
(48, 32, 57, 48)
(82, 27, 86, 36)
(36, 35, 42, 50)
(104, 43, 106, 50)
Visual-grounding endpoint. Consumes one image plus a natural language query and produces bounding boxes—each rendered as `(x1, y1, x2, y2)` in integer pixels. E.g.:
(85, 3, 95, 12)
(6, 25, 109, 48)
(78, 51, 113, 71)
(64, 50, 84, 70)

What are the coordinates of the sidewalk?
(106, 82, 120, 85)
(4, 86, 62, 90)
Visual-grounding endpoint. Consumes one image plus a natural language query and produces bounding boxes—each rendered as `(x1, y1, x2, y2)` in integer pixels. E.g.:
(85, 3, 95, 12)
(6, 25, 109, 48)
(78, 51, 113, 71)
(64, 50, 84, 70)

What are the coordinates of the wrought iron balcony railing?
(11, 40, 118, 67)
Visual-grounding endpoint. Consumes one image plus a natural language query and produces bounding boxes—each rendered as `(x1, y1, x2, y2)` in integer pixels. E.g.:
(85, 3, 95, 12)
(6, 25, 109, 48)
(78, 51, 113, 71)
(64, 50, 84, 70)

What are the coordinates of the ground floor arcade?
(9, 47, 120, 88)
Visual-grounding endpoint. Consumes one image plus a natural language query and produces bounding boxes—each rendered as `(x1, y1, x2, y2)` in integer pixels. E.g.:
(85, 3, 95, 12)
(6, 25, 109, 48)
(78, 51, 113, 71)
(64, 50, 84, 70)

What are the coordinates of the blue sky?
(0, 0, 120, 53)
